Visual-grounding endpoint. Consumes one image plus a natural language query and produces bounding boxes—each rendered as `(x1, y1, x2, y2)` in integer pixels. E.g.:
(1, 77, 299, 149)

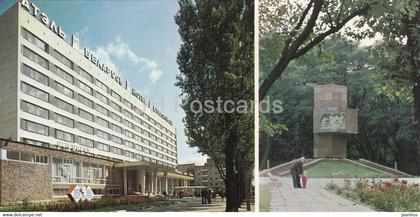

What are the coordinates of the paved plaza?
(261, 177, 374, 212)
(125, 197, 254, 212)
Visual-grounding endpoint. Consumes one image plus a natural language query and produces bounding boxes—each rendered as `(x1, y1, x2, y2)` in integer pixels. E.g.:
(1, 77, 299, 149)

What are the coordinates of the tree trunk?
(225, 132, 238, 212)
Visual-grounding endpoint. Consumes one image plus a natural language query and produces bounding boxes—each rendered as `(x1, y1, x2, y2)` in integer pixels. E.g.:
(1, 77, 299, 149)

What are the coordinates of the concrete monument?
(313, 84, 357, 158)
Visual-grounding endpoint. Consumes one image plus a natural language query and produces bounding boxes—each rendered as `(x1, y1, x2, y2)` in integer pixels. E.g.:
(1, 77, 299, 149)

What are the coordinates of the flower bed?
(326, 177, 420, 211)
(16, 195, 171, 212)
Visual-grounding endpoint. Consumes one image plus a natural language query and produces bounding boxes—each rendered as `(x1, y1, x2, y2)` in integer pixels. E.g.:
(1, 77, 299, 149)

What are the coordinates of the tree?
(258, 0, 380, 100)
(355, 0, 420, 174)
(175, 0, 254, 211)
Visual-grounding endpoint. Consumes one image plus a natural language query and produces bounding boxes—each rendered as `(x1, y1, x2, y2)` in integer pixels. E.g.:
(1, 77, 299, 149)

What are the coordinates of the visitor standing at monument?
(290, 157, 305, 188)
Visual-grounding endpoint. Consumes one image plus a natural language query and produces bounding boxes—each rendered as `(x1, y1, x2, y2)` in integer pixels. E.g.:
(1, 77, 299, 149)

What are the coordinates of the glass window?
(77, 67, 93, 83)
(125, 151, 134, 158)
(95, 91, 108, 105)
(110, 101, 121, 112)
(79, 137, 94, 148)
(122, 99, 132, 109)
(110, 112, 122, 123)
(21, 64, 48, 85)
(21, 152, 32, 162)
(22, 28, 47, 51)
(97, 143, 110, 152)
(96, 104, 108, 116)
(55, 113, 74, 128)
(55, 81, 74, 98)
(111, 91, 121, 101)
(111, 135, 122, 144)
(55, 97, 74, 113)
(95, 79, 108, 92)
(21, 119, 49, 135)
(79, 109, 93, 122)
(79, 81, 92, 95)
(23, 138, 49, 147)
(21, 101, 49, 119)
(55, 129, 74, 142)
(123, 109, 133, 119)
(21, 82, 49, 102)
(7, 150, 20, 160)
(110, 124, 122, 133)
(111, 147, 123, 155)
(123, 119, 133, 128)
(22, 46, 48, 69)
(52, 65, 73, 84)
(34, 155, 48, 163)
(52, 49, 72, 69)
(97, 130, 109, 140)
(125, 130, 133, 138)
(97, 116, 109, 128)
(77, 94, 93, 108)
(125, 140, 134, 148)
(78, 122, 94, 135)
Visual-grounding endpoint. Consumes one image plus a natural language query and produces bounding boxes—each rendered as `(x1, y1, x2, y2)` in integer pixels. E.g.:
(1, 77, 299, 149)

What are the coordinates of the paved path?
(127, 197, 254, 212)
(261, 177, 375, 212)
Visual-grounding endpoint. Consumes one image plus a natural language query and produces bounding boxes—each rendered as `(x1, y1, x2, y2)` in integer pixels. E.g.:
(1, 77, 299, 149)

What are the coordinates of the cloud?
(93, 37, 163, 83)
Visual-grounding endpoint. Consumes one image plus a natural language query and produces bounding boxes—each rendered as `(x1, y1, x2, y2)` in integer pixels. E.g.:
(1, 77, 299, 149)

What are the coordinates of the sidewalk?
(261, 177, 374, 212)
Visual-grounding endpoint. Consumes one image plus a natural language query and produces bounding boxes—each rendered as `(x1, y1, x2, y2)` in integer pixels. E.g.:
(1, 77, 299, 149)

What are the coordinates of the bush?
(327, 177, 420, 211)
(13, 195, 168, 212)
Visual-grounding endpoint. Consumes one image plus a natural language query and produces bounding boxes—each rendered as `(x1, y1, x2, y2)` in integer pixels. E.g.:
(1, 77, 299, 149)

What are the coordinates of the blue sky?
(0, 0, 207, 165)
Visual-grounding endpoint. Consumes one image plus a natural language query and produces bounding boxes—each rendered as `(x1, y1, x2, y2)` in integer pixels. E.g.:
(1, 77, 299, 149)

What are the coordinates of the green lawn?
(305, 161, 392, 178)
(259, 185, 271, 212)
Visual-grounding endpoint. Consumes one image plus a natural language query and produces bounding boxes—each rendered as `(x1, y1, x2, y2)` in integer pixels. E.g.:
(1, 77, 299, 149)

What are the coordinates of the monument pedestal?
(313, 84, 357, 158)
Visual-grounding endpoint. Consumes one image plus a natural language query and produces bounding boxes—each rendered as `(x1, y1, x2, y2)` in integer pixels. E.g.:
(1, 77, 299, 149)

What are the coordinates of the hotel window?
(123, 119, 133, 128)
(124, 130, 133, 138)
(134, 107, 142, 116)
(34, 155, 49, 163)
(110, 124, 122, 133)
(55, 97, 74, 114)
(79, 137, 94, 148)
(95, 79, 108, 92)
(78, 122, 94, 135)
(135, 145, 143, 151)
(79, 81, 93, 95)
(55, 81, 74, 99)
(125, 151, 134, 159)
(52, 49, 72, 69)
(23, 138, 49, 147)
(55, 113, 74, 128)
(52, 66, 73, 84)
(22, 28, 47, 51)
(111, 135, 123, 144)
(125, 140, 134, 148)
(96, 104, 109, 116)
(111, 147, 123, 155)
(79, 109, 93, 122)
(122, 99, 132, 109)
(136, 154, 142, 160)
(95, 91, 108, 105)
(97, 143, 110, 152)
(21, 101, 49, 119)
(77, 94, 93, 108)
(21, 119, 49, 136)
(21, 82, 49, 102)
(77, 67, 93, 83)
(111, 91, 121, 101)
(110, 101, 121, 112)
(55, 129, 74, 142)
(21, 64, 48, 85)
(123, 109, 133, 119)
(97, 130, 109, 140)
(110, 112, 122, 123)
(22, 46, 48, 69)
(97, 116, 109, 128)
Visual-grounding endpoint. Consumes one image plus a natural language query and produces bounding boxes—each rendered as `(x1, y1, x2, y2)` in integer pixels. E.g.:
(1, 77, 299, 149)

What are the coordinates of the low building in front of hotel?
(178, 159, 225, 192)
(0, 0, 192, 205)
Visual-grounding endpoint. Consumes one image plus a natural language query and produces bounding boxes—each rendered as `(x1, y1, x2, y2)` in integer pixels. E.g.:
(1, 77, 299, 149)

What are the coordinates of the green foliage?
(305, 161, 391, 178)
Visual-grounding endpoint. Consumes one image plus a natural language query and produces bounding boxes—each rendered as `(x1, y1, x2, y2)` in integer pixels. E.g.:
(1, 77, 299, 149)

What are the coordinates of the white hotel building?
(0, 0, 191, 205)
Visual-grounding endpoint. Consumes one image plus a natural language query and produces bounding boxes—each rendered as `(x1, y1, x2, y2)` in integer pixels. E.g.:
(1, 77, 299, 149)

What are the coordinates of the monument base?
(314, 133, 347, 158)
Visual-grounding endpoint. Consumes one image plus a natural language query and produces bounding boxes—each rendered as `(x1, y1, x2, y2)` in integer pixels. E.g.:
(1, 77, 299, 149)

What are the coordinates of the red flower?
(413, 183, 419, 188)
(400, 180, 408, 185)
(400, 186, 407, 192)
(383, 181, 392, 188)
(380, 187, 385, 192)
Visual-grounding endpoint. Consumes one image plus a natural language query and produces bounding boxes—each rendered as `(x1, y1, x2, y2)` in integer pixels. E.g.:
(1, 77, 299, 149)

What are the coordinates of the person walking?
(207, 189, 212, 204)
(290, 157, 304, 188)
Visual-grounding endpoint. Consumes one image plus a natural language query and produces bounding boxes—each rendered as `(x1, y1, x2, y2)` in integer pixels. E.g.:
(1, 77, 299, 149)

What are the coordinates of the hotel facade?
(0, 0, 192, 205)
